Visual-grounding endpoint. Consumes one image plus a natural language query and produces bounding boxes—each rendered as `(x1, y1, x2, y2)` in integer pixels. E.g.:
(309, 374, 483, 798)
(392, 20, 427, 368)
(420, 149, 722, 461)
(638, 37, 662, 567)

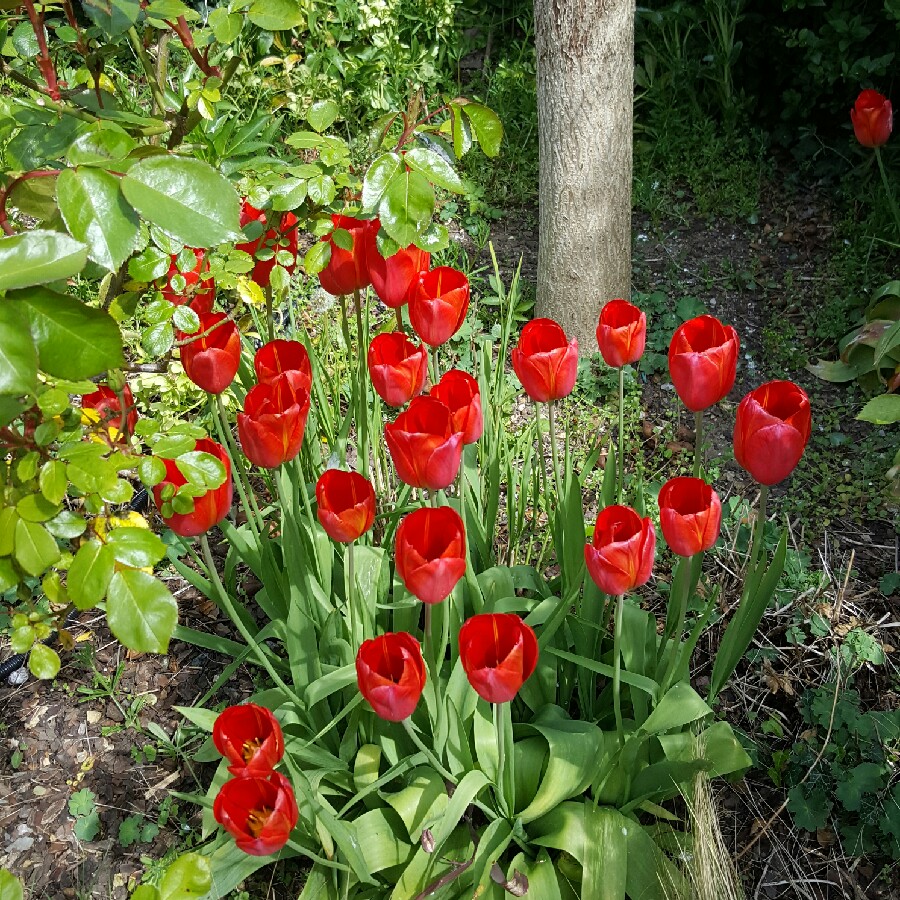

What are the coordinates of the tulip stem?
(430, 344, 440, 385)
(213, 395, 263, 540)
(347, 541, 357, 647)
(494, 701, 509, 817)
(395, 307, 404, 333)
(613, 593, 625, 748)
(693, 410, 704, 479)
(874, 147, 900, 240)
(199, 534, 304, 709)
(617, 366, 625, 503)
(424, 604, 433, 674)
(401, 718, 455, 784)
(547, 401, 563, 499)
(354, 288, 369, 477)
(748, 484, 770, 577)
(264, 285, 275, 342)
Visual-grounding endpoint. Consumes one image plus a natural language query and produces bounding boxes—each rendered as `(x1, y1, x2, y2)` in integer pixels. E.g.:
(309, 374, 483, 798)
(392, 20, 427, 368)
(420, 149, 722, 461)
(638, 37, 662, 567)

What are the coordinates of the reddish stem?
(393, 102, 455, 152)
(165, 16, 220, 77)
(23, 0, 60, 100)
(0, 169, 60, 235)
(62, 0, 89, 55)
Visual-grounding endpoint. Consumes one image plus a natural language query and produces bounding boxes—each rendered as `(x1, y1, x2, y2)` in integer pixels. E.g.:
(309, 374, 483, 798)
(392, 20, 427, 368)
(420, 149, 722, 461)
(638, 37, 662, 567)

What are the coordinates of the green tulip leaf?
(0, 230, 88, 291)
(106, 568, 177, 654)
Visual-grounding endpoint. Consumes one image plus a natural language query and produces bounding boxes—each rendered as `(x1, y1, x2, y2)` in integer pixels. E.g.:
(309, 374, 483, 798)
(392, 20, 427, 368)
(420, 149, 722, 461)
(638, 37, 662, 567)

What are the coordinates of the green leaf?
(143, 323, 174, 357)
(106, 527, 166, 568)
(172, 305, 200, 334)
(307, 100, 339, 133)
(173, 705, 218, 732)
(584, 806, 627, 900)
(404, 148, 465, 193)
(303, 240, 330, 276)
(463, 103, 503, 158)
(73, 811, 101, 841)
(787, 785, 832, 832)
(118, 815, 142, 848)
(209, 8, 243, 43)
(835, 762, 885, 812)
(69, 788, 97, 816)
(28, 643, 61, 680)
(129, 246, 171, 281)
(67, 540, 115, 610)
(0, 303, 38, 396)
(138, 456, 168, 488)
(121, 156, 243, 248)
(11, 626, 36, 654)
(67, 127, 137, 167)
(639, 681, 712, 735)
(176, 451, 226, 490)
(247, 0, 303, 30)
(0, 230, 88, 291)
(858, 394, 900, 425)
(130, 887, 159, 900)
(806, 358, 858, 382)
(0, 558, 17, 593)
(378, 169, 434, 247)
(39, 460, 69, 505)
(159, 852, 212, 899)
(12, 287, 124, 379)
(81, 0, 140, 35)
(415, 222, 450, 253)
(16, 493, 62, 523)
(0, 868, 24, 900)
(45, 510, 87, 539)
(14, 519, 59, 576)
(361, 152, 403, 213)
(107, 568, 177, 653)
(57, 167, 141, 273)
(0, 508, 19, 556)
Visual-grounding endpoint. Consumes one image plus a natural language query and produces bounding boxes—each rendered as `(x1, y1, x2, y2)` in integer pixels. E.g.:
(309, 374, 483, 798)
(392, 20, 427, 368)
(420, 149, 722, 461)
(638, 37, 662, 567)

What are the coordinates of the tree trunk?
(534, 0, 634, 354)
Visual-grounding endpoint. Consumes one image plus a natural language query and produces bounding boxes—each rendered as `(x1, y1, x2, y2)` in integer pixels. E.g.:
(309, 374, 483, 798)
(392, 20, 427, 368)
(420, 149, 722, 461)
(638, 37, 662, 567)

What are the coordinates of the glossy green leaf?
(0, 303, 38, 396)
(361, 152, 403, 212)
(0, 869, 23, 900)
(378, 169, 434, 247)
(172, 305, 200, 334)
(138, 456, 168, 487)
(159, 852, 212, 899)
(303, 240, 330, 275)
(11, 626, 35, 654)
(57, 167, 141, 272)
(45, 510, 86, 540)
(583, 806, 627, 900)
(351, 809, 416, 873)
(248, 0, 303, 30)
(806, 358, 858, 382)
(81, 0, 140, 35)
(107, 568, 177, 653)
(67, 127, 137, 167)
(129, 246, 171, 281)
(0, 230, 88, 291)
(176, 451, 227, 490)
(38, 460, 68, 505)
(382, 768, 447, 840)
(68, 540, 115, 610)
(0, 509, 19, 556)
(639, 681, 712, 736)
(209, 8, 243, 43)
(307, 100, 339, 133)
(15, 493, 62, 523)
(28, 643, 61, 680)
(463, 103, 503, 157)
(121, 156, 243, 248)
(12, 287, 124, 379)
(13, 518, 60, 576)
(0, 558, 17, 593)
(106, 527, 167, 568)
(404, 147, 465, 193)
(858, 394, 900, 425)
(7, 172, 59, 221)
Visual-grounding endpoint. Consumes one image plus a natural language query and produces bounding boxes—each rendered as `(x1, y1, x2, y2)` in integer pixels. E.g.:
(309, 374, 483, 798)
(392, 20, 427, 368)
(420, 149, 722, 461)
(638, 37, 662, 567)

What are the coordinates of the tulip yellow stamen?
(246, 806, 273, 837)
(242, 738, 263, 763)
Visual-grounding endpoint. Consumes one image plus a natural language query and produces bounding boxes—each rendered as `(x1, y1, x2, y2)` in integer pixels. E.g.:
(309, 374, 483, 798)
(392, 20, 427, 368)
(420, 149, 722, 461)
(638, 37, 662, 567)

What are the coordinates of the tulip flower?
(315, 469, 376, 543)
(409, 267, 470, 347)
(395, 506, 466, 605)
(733, 380, 811, 486)
(81, 383, 138, 436)
(430, 369, 483, 444)
(213, 703, 285, 777)
(384, 396, 463, 490)
(317, 215, 376, 296)
(668, 315, 739, 412)
(584, 504, 655, 596)
(179, 312, 241, 395)
(356, 631, 426, 721)
(658, 477, 722, 557)
(596, 299, 646, 368)
(369, 238, 430, 309)
(238, 372, 310, 469)
(159, 248, 215, 314)
(213, 771, 298, 856)
(459, 613, 538, 704)
(152, 438, 233, 537)
(367, 333, 428, 407)
(851, 90, 893, 149)
(236, 201, 299, 288)
(511, 318, 578, 403)
(254, 339, 312, 391)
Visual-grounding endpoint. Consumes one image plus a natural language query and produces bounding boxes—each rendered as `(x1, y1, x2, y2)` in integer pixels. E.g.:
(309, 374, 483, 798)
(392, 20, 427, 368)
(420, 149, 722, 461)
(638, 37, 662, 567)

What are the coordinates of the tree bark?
(534, 0, 634, 354)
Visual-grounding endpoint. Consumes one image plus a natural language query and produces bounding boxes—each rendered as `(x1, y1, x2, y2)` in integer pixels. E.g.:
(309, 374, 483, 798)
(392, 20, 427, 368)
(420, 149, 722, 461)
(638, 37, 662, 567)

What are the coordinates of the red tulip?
(159, 248, 215, 314)
(384, 396, 463, 490)
(733, 380, 811, 486)
(254, 339, 312, 391)
(430, 369, 483, 444)
(584, 505, 655, 596)
(459, 613, 538, 704)
(367, 333, 428, 407)
(238, 372, 310, 469)
(395, 506, 466, 605)
(511, 318, 578, 402)
(356, 631, 426, 721)
(851, 90, 893, 149)
(658, 477, 722, 557)
(410, 267, 470, 347)
(315, 469, 376, 543)
(179, 312, 241, 394)
(152, 438, 233, 537)
(369, 237, 430, 309)
(213, 771, 298, 856)
(81, 383, 138, 436)
(317, 215, 376, 296)
(213, 703, 284, 777)
(668, 315, 739, 412)
(236, 201, 299, 288)
(596, 299, 646, 368)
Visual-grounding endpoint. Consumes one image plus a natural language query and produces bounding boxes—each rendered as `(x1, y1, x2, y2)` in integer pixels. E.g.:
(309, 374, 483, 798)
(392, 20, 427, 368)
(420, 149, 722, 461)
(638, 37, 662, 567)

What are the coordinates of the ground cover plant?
(1, 1, 899, 899)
